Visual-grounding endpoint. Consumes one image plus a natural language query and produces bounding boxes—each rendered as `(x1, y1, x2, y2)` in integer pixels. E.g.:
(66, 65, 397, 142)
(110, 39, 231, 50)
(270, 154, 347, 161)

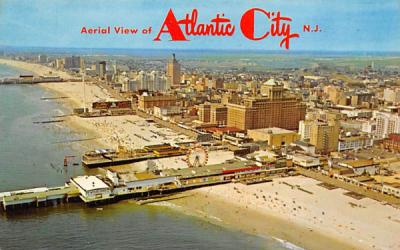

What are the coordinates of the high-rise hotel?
(227, 80, 306, 131)
(166, 53, 181, 87)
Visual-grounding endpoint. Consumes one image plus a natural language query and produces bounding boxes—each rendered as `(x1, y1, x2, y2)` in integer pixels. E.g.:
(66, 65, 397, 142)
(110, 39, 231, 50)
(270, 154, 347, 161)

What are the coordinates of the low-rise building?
(138, 94, 177, 110)
(154, 106, 182, 118)
(289, 154, 320, 168)
(248, 127, 299, 148)
(383, 133, 400, 152)
(290, 140, 316, 155)
(338, 133, 373, 151)
(71, 176, 112, 202)
(340, 109, 373, 119)
(338, 159, 378, 175)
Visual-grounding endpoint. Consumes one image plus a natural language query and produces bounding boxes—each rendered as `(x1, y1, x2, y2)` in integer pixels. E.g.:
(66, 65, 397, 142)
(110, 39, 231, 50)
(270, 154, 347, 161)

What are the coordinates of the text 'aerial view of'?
(0, 0, 400, 249)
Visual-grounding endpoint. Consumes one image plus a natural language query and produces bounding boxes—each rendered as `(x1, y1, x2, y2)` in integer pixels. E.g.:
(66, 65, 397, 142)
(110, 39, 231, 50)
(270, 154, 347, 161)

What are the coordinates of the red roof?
(203, 126, 243, 133)
(389, 133, 400, 142)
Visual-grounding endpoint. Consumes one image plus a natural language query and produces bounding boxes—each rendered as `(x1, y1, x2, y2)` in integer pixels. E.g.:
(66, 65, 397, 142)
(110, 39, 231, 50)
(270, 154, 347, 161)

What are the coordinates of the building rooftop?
(161, 160, 252, 179)
(292, 140, 315, 147)
(292, 154, 319, 161)
(339, 134, 371, 141)
(264, 79, 279, 86)
(249, 127, 296, 135)
(340, 159, 376, 168)
(203, 126, 243, 133)
(72, 176, 109, 191)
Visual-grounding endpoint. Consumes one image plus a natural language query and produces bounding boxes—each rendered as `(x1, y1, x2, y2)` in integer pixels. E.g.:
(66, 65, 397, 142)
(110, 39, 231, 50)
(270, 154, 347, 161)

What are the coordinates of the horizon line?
(1, 45, 400, 57)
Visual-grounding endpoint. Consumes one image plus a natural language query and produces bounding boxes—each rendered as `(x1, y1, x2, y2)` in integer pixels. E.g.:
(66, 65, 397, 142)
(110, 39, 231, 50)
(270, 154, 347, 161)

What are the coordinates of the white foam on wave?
(150, 201, 223, 222)
(273, 237, 304, 250)
(53, 109, 65, 115)
(148, 201, 183, 210)
(208, 215, 222, 222)
(149, 200, 303, 249)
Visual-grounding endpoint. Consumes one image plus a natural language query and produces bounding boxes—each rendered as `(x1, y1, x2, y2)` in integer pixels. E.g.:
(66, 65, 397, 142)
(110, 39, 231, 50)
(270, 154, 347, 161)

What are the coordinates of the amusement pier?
(0, 147, 291, 211)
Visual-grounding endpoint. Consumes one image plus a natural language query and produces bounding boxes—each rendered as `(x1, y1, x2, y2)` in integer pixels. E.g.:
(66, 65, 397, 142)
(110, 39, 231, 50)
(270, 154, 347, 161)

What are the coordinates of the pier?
(0, 185, 80, 211)
(0, 75, 64, 84)
(81, 144, 187, 168)
(0, 159, 292, 212)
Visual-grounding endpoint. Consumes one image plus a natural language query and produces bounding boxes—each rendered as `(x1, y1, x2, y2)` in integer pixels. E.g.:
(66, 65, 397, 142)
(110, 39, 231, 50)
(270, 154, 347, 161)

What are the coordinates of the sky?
(0, 0, 399, 52)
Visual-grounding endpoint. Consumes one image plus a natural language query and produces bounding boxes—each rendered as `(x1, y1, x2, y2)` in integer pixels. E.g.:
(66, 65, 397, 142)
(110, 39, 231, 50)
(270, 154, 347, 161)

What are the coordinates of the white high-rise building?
(299, 120, 312, 140)
(138, 71, 150, 90)
(136, 71, 168, 92)
(150, 71, 167, 92)
(122, 79, 140, 92)
(375, 111, 400, 139)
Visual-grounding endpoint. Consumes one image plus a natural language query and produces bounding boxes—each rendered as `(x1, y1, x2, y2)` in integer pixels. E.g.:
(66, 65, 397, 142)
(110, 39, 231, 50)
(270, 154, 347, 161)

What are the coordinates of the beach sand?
(0, 58, 72, 79)
(172, 176, 400, 250)
(3, 58, 400, 250)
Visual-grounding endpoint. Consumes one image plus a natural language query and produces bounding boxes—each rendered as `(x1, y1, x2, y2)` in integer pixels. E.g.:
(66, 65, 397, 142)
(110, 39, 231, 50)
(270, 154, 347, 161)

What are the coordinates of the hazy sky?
(0, 0, 399, 52)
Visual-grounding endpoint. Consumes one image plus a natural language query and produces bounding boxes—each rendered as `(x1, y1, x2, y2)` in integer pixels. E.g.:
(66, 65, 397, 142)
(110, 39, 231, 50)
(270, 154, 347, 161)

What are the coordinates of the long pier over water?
(0, 185, 80, 211)
(0, 160, 291, 211)
(0, 75, 65, 84)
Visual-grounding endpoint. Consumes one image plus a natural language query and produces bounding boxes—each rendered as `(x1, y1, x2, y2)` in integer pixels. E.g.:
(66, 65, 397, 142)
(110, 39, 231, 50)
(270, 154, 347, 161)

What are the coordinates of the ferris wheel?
(186, 145, 208, 168)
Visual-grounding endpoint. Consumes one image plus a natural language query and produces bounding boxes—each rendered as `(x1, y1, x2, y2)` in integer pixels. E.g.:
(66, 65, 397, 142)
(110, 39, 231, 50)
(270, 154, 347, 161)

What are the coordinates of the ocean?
(0, 64, 289, 249)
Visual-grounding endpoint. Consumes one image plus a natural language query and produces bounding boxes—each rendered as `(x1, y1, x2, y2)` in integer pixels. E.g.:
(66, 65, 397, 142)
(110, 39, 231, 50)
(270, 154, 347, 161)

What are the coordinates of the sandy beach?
(0, 58, 72, 79)
(172, 176, 400, 250)
(3, 58, 400, 250)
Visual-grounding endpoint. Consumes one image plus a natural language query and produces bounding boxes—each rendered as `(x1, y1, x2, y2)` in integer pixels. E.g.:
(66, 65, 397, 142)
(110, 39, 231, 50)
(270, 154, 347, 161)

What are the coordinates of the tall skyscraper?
(299, 120, 313, 140)
(55, 59, 64, 70)
(138, 71, 150, 90)
(309, 118, 340, 154)
(198, 104, 211, 123)
(166, 53, 181, 86)
(134, 71, 167, 92)
(64, 56, 83, 71)
(300, 111, 341, 154)
(149, 71, 167, 92)
(97, 61, 107, 79)
(198, 103, 227, 125)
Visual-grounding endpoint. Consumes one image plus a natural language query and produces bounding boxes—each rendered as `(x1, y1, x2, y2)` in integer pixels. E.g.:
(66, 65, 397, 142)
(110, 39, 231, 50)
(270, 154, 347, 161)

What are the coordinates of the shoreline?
(0, 58, 72, 79)
(38, 82, 109, 149)
(1, 58, 399, 250)
(168, 188, 359, 250)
